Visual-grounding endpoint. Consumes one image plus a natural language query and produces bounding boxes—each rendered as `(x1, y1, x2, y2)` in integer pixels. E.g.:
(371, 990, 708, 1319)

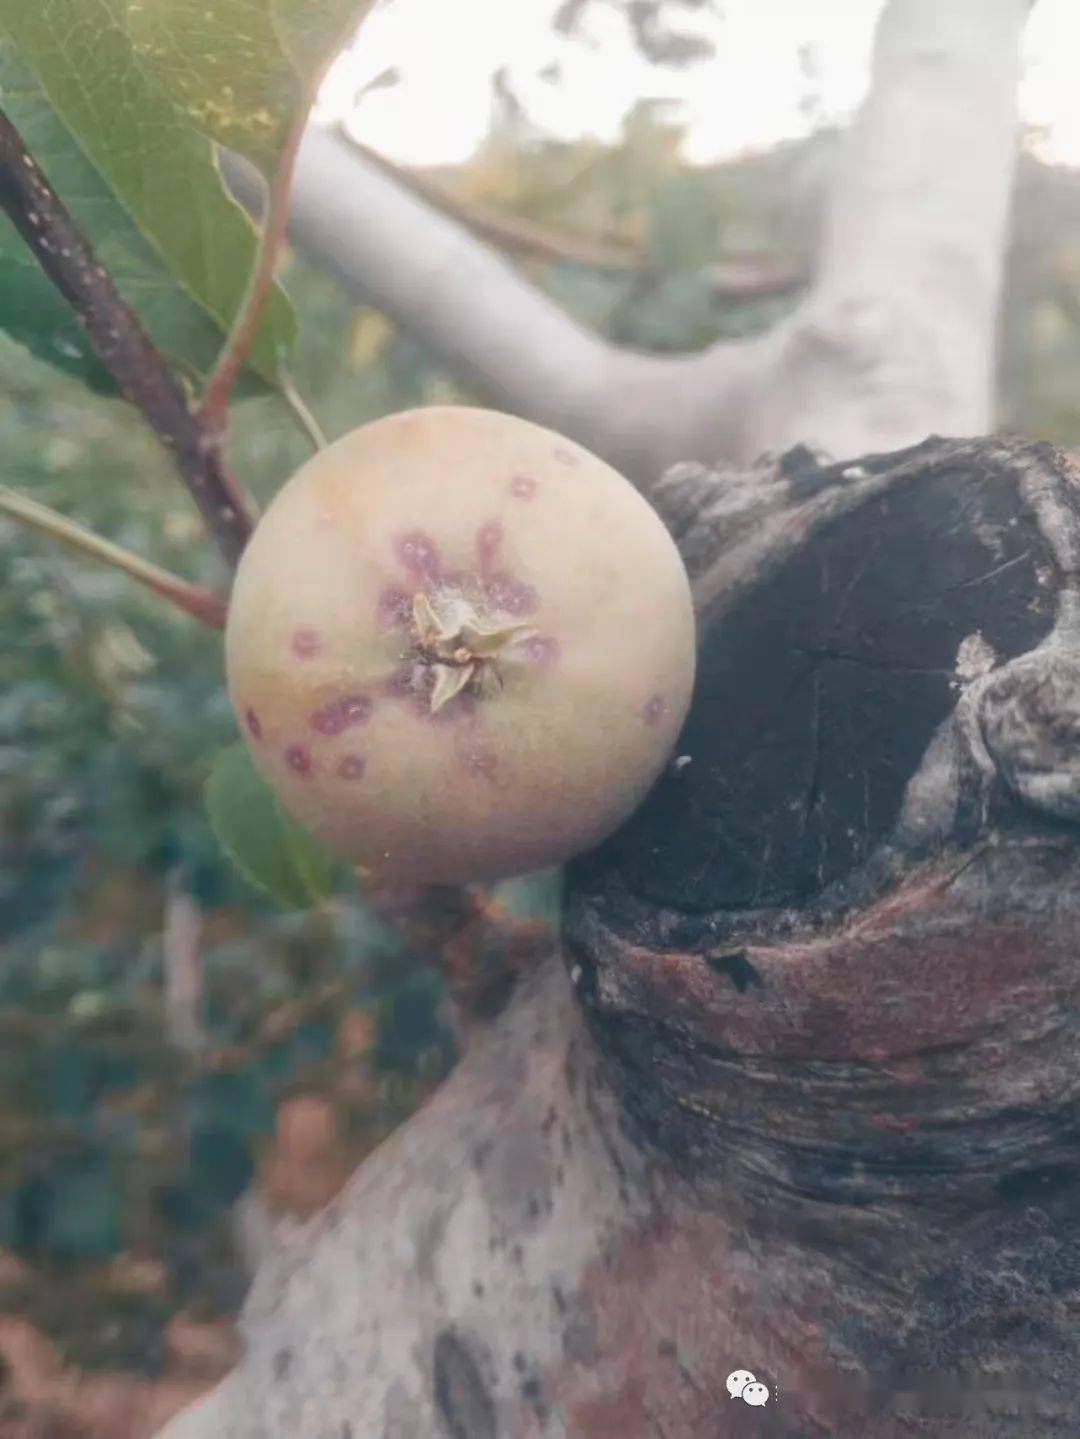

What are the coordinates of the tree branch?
(731, 0, 1030, 461)
(221, 127, 760, 487)
(0, 107, 255, 567)
(230, 0, 1028, 484)
(222, 128, 620, 432)
(0, 485, 227, 628)
(341, 133, 810, 299)
(337, 131, 644, 272)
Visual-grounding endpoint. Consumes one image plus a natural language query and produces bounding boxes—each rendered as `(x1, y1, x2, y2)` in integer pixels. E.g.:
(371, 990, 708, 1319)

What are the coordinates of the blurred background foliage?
(1, 79, 1079, 1372)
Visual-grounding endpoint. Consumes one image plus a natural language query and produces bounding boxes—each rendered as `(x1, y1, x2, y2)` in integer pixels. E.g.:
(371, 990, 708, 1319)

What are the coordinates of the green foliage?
(0, 14, 294, 387)
(441, 101, 819, 351)
(119, 0, 374, 168)
(205, 744, 336, 909)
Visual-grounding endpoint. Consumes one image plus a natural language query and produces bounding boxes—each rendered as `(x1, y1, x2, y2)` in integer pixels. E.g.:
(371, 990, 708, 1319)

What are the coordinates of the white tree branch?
(724, 0, 1031, 462)
(222, 130, 756, 488)
(233, 0, 1028, 482)
(235, 127, 612, 425)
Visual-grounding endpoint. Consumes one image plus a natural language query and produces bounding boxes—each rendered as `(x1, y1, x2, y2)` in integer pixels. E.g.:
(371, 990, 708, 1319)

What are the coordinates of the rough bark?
(227, 0, 1028, 477)
(160, 435, 1080, 1437)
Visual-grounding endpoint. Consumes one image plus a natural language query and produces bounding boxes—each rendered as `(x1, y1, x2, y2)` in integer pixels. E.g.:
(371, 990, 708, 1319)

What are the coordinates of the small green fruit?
(225, 407, 695, 886)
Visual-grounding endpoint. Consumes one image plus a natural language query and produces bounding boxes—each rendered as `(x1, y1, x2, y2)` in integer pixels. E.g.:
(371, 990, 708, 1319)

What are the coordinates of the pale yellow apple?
(225, 406, 696, 886)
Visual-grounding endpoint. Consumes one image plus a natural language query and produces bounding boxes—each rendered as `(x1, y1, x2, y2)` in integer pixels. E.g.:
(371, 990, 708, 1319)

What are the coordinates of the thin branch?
(0, 485, 227, 628)
(278, 363, 327, 450)
(199, 116, 307, 440)
(0, 105, 254, 566)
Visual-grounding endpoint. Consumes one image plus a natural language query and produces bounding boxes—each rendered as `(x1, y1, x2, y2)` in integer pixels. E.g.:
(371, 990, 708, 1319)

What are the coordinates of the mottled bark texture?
(161, 435, 1080, 1437)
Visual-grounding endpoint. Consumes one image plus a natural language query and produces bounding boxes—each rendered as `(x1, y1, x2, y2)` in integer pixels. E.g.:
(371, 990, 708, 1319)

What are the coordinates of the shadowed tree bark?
(158, 2, 1068, 1436)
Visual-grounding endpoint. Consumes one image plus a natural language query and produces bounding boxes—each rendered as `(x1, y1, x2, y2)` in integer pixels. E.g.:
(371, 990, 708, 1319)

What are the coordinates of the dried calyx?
(410, 591, 537, 713)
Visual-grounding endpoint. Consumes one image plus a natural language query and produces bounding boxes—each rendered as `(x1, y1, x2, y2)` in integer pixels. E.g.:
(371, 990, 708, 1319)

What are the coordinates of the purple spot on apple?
(464, 746, 498, 779)
(378, 586, 412, 629)
(510, 474, 538, 500)
(292, 627, 321, 659)
(552, 447, 578, 467)
(642, 694, 666, 726)
(522, 635, 559, 668)
(285, 743, 313, 776)
(244, 707, 262, 740)
(311, 693, 373, 736)
(385, 663, 418, 699)
(485, 572, 538, 617)
(337, 754, 366, 781)
(396, 530, 441, 581)
(476, 519, 504, 571)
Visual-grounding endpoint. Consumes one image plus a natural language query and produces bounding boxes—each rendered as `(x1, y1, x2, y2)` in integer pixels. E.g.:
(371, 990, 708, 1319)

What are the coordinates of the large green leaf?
(114, 0, 374, 168)
(0, 5, 296, 384)
(205, 742, 336, 909)
(0, 44, 273, 391)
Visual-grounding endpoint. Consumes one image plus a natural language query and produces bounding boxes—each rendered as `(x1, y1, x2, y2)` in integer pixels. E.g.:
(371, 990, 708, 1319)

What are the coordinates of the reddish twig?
(199, 115, 308, 441)
(0, 105, 255, 567)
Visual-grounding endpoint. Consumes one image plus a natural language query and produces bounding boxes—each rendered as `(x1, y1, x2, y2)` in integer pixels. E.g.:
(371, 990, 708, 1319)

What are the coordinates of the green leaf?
(0, 42, 226, 390)
(116, 0, 375, 168)
(491, 867, 563, 929)
(205, 742, 335, 909)
(0, 11, 295, 385)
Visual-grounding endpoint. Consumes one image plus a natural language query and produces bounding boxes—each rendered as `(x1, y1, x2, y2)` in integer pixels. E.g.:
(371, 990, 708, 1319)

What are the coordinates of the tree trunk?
(729, 0, 1028, 463)
(160, 434, 1080, 1437)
